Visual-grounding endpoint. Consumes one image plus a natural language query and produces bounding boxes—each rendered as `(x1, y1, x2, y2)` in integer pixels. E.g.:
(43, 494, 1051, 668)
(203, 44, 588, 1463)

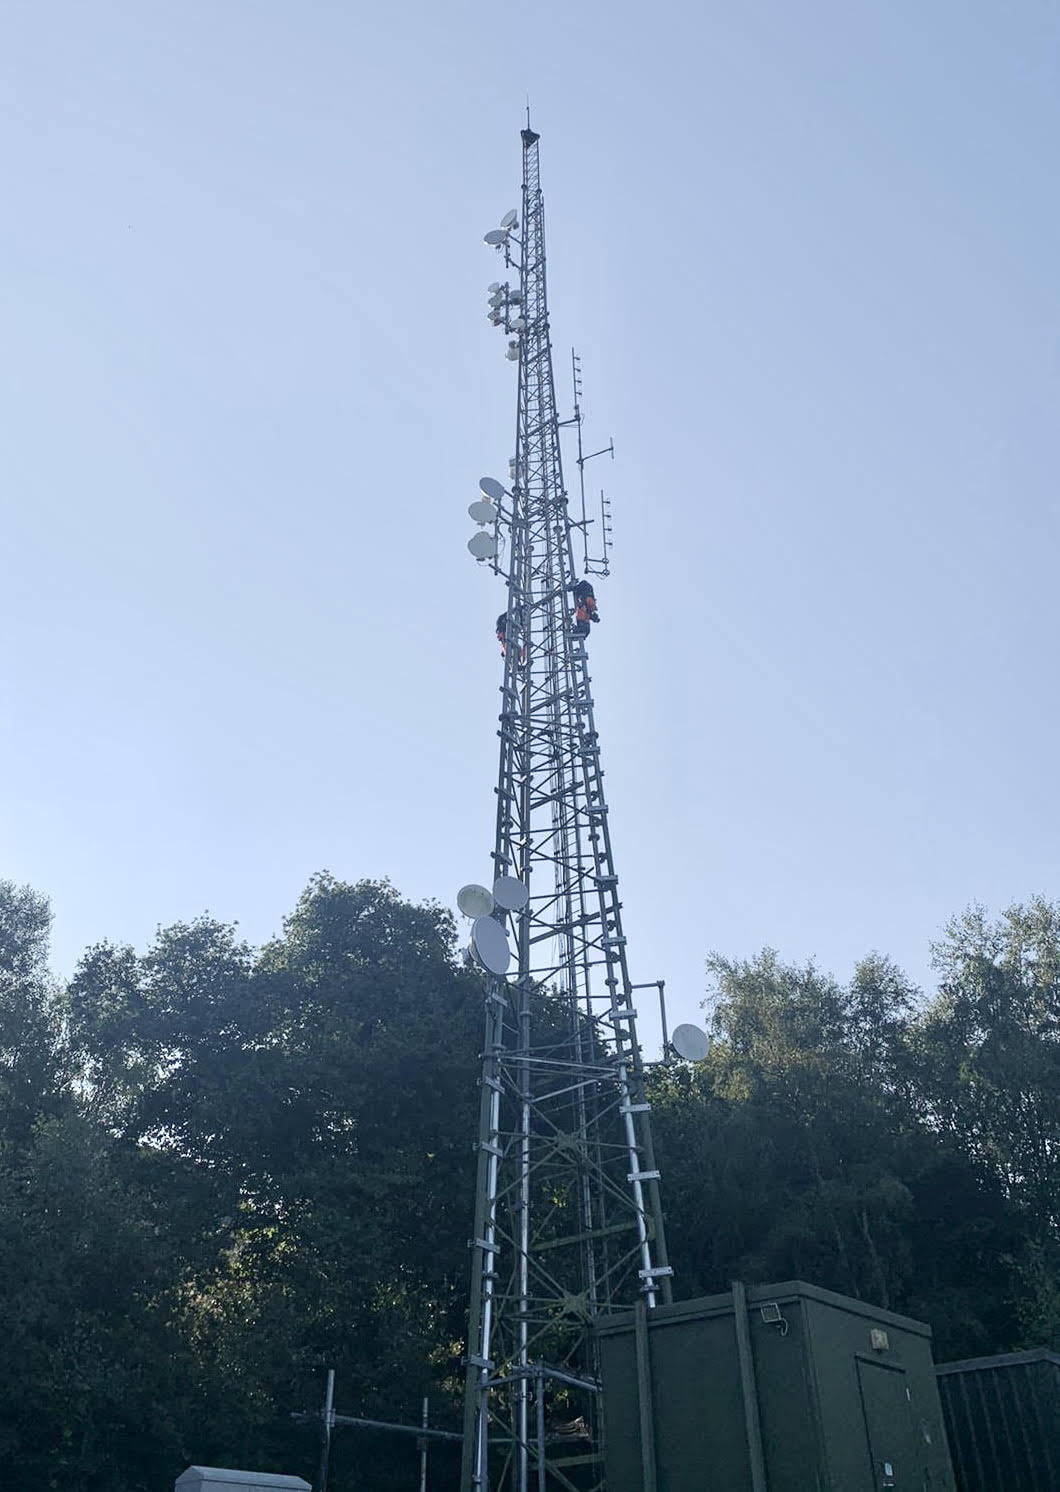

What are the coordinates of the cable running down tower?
(459, 126, 672, 1492)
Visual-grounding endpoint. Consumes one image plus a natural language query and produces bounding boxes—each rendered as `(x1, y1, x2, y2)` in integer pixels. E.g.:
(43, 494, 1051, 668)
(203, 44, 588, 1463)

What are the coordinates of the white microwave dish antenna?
(671, 1024, 710, 1062)
(458, 883, 495, 919)
(468, 531, 497, 559)
(471, 916, 511, 976)
(492, 875, 529, 911)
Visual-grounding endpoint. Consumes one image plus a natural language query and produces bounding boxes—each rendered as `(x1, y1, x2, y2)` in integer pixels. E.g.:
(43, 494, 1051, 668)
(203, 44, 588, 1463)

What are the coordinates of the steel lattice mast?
(459, 127, 672, 1492)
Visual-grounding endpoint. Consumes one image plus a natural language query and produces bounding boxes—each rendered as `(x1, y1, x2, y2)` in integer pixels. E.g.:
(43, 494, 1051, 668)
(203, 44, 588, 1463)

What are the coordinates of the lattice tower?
(459, 127, 673, 1492)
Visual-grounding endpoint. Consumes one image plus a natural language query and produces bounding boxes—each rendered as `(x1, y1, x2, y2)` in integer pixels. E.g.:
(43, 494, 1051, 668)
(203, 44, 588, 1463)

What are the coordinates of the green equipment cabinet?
(596, 1280, 956, 1491)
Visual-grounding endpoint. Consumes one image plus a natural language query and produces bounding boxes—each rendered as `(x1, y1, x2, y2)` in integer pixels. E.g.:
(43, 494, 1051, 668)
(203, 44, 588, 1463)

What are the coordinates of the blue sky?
(2, 1, 1058, 1051)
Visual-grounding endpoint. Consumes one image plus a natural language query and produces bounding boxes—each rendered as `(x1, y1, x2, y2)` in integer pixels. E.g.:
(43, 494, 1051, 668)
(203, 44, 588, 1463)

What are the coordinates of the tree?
(649, 947, 1027, 1359)
(913, 898, 1060, 1350)
(8, 869, 1058, 1487)
(917, 898, 1060, 1234)
(0, 880, 67, 1156)
(65, 874, 483, 1488)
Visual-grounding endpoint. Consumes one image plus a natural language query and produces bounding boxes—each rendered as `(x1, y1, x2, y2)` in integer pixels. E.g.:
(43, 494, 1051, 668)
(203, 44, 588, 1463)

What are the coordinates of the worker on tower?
(496, 612, 527, 664)
(571, 579, 600, 639)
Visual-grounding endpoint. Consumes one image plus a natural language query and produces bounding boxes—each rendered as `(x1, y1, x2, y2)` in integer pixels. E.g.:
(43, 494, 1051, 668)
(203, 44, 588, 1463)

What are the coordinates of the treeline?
(0, 874, 1057, 1489)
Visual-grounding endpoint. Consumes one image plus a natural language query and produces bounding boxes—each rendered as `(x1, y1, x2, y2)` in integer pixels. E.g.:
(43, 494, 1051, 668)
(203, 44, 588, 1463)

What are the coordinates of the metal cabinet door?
(857, 1359, 921, 1490)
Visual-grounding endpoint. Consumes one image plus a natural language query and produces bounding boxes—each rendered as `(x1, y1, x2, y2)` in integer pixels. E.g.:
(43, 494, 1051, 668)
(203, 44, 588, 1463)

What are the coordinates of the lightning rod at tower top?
(456, 122, 676, 1492)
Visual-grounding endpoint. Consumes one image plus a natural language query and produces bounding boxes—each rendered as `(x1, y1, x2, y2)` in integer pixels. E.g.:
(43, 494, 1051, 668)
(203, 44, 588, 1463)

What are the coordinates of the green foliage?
(649, 945, 1035, 1360)
(0, 880, 67, 1155)
(917, 897, 1060, 1232)
(1, 876, 1058, 1487)
(0, 1105, 202, 1489)
(62, 874, 479, 1488)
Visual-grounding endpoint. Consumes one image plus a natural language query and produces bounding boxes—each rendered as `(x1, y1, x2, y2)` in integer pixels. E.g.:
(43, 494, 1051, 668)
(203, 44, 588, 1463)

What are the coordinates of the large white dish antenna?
(458, 883, 495, 918)
(479, 476, 506, 502)
(468, 500, 496, 525)
(468, 532, 497, 559)
(484, 229, 507, 247)
(472, 916, 511, 976)
(500, 210, 518, 229)
(493, 875, 529, 911)
(671, 1024, 710, 1062)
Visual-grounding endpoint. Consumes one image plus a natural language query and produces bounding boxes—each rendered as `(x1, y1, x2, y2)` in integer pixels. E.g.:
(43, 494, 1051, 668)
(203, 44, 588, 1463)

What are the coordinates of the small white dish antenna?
(671, 1024, 710, 1062)
(458, 883, 495, 918)
(487, 282, 501, 293)
(500, 210, 518, 229)
(468, 531, 497, 559)
(479, 477, 506, 502)
(471, 916, 511, 976)
(512, 317, 525, 331)
(508, 290, 521, 305)
(484, 229, 507, 247)
(493, 875, 529, 911)
(468, 500, 496, 525)
(505, 344, 520, 361)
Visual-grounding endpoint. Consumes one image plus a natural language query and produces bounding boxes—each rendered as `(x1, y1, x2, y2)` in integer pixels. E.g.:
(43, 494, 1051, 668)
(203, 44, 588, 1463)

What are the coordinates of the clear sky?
(3, 1, 1058, 1053)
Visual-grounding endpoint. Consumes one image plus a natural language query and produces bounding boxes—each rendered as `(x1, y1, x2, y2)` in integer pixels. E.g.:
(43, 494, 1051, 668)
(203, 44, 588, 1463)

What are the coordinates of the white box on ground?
(176, 1469, 311, 1492)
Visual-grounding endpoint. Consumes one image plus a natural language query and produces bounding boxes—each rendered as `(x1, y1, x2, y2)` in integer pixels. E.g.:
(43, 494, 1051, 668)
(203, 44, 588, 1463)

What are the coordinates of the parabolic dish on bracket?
(671, 1023, 710, 1062)
(471, 916, 511, 976)
(457, 883, 495, 919)
(500, 210, 518, 229)
(479, 476, 506, 503)
(493, 875, 529, 911)
(468, 500, 496, 525)
(468, 532, 497, 559)
(484, 229, 507, 246)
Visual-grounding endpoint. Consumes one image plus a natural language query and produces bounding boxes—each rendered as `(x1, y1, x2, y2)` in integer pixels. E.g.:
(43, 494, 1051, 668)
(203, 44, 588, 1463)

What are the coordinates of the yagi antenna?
(567, 349, 614, 576)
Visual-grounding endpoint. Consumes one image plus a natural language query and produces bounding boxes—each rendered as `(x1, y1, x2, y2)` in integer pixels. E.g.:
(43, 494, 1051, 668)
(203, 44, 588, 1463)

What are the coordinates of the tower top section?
(469, 124, 615, 582)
